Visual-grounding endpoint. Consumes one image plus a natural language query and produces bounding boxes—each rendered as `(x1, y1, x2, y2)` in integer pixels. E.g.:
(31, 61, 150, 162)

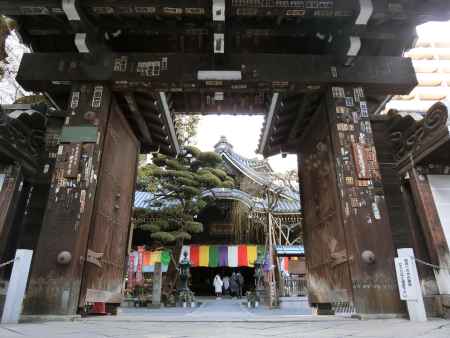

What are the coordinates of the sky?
(194, 115, 298, 173)
(416, 20, 450, 40)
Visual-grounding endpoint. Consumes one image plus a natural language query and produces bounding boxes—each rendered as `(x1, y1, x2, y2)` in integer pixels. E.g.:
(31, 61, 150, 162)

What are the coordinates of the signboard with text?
(394, 256, 418, 301)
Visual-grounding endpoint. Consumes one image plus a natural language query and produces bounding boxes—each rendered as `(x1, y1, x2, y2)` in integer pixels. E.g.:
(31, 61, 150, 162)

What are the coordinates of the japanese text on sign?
(394, 257, 418, 301)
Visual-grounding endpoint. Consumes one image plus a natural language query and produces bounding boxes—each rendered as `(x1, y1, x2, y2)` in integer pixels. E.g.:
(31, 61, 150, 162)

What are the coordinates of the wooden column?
(298, 86, 402, 315)
(371, 118, 437, 297)
(370, 118, 415, 250)
(24, 84, 113, 316)
(409, 170, 450, 295)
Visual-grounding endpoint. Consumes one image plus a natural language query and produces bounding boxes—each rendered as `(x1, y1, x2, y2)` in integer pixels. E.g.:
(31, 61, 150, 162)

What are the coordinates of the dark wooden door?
(298, 105, 353, 305)
(79, 100, 139, 306)
(0, 165, 24, 271)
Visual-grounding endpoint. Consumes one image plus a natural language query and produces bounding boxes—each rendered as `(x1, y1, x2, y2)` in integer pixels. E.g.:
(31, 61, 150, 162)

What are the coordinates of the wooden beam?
(3, 0, 449, 24)
(17, 53, 418, 95)
(258, 93, 279, 154)
(123, 93, 152, 145)
(158, 92, 180, 155)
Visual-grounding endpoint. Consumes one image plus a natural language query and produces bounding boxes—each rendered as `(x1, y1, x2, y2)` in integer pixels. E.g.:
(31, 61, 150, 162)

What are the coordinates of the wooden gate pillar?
(24, 84, 113, 316)
(298, 86, 402, 315)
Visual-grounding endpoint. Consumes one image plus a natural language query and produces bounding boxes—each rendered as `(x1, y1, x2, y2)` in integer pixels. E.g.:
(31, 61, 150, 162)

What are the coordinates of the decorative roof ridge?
(214, 136, 271, 171)
(134, 188, 301, 214)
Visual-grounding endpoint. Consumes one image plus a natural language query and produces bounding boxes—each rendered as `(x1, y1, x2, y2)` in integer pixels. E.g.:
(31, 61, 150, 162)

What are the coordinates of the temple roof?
(134, 188, 301, 214)
(214, 136, 281, 187)
(135, 137, 301, 214)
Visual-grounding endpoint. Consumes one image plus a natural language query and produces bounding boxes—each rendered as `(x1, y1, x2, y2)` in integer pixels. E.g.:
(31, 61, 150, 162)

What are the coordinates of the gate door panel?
(79, 100, 139, 306)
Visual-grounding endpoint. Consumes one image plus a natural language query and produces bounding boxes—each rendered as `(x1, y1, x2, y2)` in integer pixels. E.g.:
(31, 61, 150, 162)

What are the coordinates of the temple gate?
(0, 0, 450, 317)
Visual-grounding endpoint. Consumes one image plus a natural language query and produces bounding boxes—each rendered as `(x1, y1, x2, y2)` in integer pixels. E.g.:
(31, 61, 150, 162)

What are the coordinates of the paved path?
(186, 297, 249, 319)
(1, 317, 450, 338)
(110, 297, 314, 321)
(1, 298, 449, 337)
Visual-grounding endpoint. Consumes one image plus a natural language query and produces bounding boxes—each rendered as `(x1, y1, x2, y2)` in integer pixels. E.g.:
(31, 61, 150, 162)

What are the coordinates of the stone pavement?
(114, 297, 312, 321)
(1, 298, 449, 337)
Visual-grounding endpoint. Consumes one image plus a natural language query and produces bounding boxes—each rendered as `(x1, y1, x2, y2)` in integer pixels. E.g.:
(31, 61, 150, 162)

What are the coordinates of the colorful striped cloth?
(129, 250, 171, 273)
(181, 245, 265, 268)
(238, 245, 247, 267)
(190, 245, 199, 267)
(219, 246, 228, 266)
(131, 246, 267, 271)
(209, 246, 219, 268)
(199, 245, 209, 267)
(247, 245, 257, 267)
(228, 245, 238, 267)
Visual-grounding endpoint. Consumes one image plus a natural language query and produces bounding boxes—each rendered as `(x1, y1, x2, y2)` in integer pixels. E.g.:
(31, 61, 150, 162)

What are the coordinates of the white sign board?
(394, 256, 418, 301)
(1, 250, 33, 324)
(395, 248, 427, 322)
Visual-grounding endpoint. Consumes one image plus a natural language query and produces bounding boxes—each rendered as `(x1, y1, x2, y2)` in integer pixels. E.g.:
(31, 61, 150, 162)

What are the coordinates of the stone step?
(279, 296, 312, 312)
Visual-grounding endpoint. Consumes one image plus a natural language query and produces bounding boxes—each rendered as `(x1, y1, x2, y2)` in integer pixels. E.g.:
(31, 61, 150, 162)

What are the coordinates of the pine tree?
(136, 145, 234, 245)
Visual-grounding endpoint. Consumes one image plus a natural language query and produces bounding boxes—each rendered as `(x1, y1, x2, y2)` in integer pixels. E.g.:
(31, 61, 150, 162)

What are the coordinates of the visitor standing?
(213, 274, 223, 299)
(222, 275, 230, 296)
(230, 272, 239, 298)
(236, 271, 245, 298)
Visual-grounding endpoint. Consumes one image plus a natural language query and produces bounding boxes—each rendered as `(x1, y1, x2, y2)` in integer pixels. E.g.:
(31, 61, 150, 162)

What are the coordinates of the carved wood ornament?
(388, 102, 448, 163)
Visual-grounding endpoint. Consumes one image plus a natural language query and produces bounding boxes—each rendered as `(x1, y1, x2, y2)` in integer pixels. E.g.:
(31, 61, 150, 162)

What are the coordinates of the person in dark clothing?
(230, 272, 239, 298)
(236, 272, 245, 298)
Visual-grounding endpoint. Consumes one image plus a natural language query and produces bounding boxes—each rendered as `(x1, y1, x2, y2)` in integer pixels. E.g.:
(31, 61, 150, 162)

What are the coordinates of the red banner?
(136, 246, 145, 285)
(128, 254, 135, 289)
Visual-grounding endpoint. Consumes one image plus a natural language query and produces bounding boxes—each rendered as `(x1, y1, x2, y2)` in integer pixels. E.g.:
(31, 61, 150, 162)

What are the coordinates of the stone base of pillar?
(436, 295, 450, 319)
(315, 303, 334, 315)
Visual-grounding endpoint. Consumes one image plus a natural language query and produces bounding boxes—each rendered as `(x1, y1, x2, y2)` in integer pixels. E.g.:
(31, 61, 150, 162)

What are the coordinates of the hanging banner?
(129, 249, 171, 274)
(136, 246, 145, 285)
(180, 244, 265, 268)
(128, 254, 135, 289)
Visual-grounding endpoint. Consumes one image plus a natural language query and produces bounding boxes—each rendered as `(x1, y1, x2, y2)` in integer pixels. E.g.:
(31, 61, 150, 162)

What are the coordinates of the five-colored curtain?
(180, 244, 265, 268)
